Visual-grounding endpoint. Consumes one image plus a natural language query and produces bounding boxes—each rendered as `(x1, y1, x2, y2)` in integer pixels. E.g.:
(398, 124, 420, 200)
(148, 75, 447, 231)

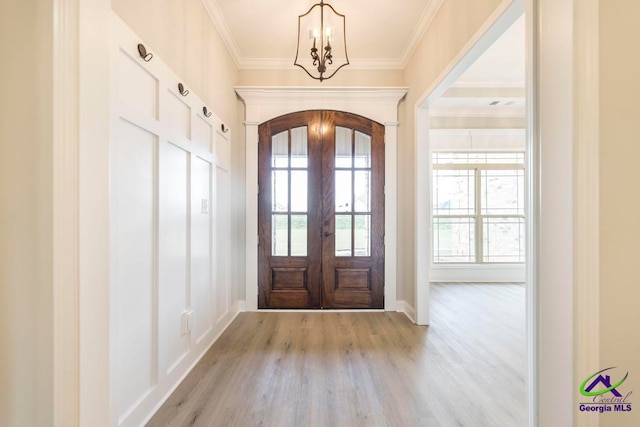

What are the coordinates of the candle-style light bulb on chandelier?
(294, 0, 349, 81)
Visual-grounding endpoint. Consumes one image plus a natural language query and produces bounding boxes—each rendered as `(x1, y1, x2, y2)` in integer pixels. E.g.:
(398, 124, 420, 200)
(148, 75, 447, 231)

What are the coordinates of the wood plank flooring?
(147, 283, 526, 426)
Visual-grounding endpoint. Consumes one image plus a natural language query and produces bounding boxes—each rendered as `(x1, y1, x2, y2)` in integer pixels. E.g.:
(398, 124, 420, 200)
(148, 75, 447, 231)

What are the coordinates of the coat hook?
(203, 106, 212, 118)
(178, 83, 189, 96)
(137, 43, 153, 62)
(221, 124, 229, 133)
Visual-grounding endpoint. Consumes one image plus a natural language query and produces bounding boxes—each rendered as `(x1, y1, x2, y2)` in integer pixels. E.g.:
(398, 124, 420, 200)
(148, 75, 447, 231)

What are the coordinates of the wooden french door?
(258, 111, 384, 309)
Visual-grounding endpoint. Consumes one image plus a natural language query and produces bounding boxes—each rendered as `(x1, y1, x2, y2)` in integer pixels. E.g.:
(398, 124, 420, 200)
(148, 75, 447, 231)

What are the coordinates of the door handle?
(322, 231, 334, 238)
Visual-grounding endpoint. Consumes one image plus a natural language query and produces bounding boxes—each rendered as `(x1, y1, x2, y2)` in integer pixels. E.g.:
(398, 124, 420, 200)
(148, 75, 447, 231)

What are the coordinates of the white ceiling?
(202, 0, 525, 116)
(203, 0, 444, 69)
(431, 14, 525, 117)
(457, 15, 525, 86)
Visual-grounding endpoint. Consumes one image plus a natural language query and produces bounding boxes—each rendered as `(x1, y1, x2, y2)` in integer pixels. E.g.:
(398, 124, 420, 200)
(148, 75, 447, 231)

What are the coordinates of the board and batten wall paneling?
(158, 141, 189, 376)
(111, 0, 238, 127)
(190, 155, 214, 344)
(216, 166, 231, 319)
(110, 14, 238, 427)
(111, 118, 158, 420)
(216, 129, 232, 321)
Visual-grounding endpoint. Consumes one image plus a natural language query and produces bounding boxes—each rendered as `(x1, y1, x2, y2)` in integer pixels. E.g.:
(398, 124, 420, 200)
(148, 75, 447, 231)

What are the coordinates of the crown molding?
(400, 0, 445, 67)
(201, 0, 243, 68)
(203, 0, 443, 71)
(238, 57, 407, 70)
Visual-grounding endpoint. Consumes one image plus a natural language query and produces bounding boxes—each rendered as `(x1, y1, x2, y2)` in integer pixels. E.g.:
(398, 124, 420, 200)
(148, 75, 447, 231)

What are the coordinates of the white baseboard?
(430, 264, 525, 283)
(238, 298, 420, 325)
(140, 307, 241, 426)
(396, 300, 417, 323)
(234, 299, 246, 312)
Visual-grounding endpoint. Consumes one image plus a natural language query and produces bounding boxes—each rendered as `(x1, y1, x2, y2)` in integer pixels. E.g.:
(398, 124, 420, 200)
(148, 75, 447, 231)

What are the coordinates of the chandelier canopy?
(294, 1, 350, 82)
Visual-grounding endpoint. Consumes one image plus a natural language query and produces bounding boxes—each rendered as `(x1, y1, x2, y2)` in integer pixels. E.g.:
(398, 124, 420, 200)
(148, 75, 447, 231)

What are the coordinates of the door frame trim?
(235, 87, 408, 311)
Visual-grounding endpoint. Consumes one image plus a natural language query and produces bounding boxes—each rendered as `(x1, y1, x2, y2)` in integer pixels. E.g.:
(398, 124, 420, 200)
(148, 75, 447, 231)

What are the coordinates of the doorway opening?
(258, 110, 385, 309)
(414, 2, 531, 425)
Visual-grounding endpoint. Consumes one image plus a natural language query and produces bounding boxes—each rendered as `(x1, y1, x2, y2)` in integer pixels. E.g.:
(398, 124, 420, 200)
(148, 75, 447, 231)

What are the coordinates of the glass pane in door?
(333, 126, 373, 258)
(335, 171, 352, 212)
(272, 131, 288, 167)
(335, 215, 352, 257)
(354, 215, 371, 256)
(291, 215, 308, 256)
(272, 214, 289, 256)
(272, 170, 288, 212)
(290, 170, 308, 212)
(354, 131, 371, 168)
(354, 171, 371, 212)
(335, 127, 352, 168)
(271, 126, 309, 257)
(291, 127, 308, 168)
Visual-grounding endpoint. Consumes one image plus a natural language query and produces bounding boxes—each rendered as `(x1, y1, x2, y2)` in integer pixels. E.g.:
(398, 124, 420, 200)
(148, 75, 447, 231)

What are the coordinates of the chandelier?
(294, 1, 350, 81)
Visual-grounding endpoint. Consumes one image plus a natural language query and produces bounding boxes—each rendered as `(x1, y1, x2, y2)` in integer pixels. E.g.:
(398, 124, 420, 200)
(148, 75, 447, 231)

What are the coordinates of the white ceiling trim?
(238, 58, 408, 70)
(202, 0, 444, 70)
(202, 0, 243, 68)
(400, 0, 445, 68)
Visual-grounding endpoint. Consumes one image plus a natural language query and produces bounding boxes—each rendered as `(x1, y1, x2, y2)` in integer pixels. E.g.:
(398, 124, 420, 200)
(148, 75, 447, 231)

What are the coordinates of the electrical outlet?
(181, 310, 194, 336)
(201, 198, 209, 214)
(186, 310, 193, 333)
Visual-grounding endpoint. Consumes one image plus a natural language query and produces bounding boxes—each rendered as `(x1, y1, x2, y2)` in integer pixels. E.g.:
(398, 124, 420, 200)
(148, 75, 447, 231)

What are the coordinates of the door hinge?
(257, 184, 260, 194)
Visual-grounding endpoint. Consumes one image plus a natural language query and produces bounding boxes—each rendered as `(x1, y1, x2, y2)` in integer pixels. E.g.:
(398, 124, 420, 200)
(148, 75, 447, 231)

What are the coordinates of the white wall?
(0, 1, 54, 425)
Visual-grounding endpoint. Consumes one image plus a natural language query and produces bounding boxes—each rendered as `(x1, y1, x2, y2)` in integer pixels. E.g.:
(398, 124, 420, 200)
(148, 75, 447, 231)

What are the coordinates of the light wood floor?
(148, 283, 526, 426)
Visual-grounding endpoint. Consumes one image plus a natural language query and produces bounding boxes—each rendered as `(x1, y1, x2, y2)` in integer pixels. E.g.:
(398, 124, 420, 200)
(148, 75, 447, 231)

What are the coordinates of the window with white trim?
(432, 152, 525, 263)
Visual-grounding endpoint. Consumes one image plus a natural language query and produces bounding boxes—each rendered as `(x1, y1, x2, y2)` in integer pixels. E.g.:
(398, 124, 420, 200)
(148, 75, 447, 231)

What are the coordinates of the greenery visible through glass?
(290, 215, 307, 256)
(272, 215, 308, 256)
(272, 214, 288, 256)
(354, 215, 371, 256)
(335, 215, 352, 256)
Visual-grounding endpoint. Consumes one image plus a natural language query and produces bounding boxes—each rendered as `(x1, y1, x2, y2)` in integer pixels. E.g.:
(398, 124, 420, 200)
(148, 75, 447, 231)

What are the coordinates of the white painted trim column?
(415, 107, 431, 325)
(537, 0, 575, 424)
(574, 0, 599, 425)
(79, 0, 111, 425)
(384, 122, 399, 311)
(235, 87, 407, 311)
(52, 0, 112, 424)
(244, 120, 260, 312)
